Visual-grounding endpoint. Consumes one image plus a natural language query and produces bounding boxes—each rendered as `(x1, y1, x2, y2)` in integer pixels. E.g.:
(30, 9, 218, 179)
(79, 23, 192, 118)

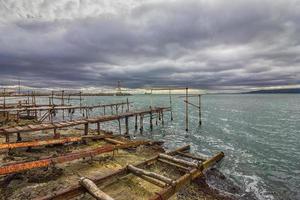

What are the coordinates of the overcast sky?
(0, 0, 300, 91)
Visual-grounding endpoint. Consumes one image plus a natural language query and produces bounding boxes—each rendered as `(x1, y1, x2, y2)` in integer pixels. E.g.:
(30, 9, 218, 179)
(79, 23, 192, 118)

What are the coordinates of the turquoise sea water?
(74, 94, 299, 200)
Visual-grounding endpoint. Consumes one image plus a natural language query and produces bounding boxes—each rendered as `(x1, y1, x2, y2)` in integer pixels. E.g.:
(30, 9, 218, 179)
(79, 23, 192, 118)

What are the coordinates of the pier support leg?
(97, 122, 100, 135)
(139, 115, 144, 133)
(118, 119, 121, 134)
(84, 123, 89, 135)
(199, 94, 202, 126)
(17, 133, 22, 142)
(161, 111, 164, 126)
(5, 134, 9, 143)
(125, 116, 129, 135)
(126, 98, 129, 112)
(150, 112, 153, 131)
(54, 128, 60, 139)
(185, 87, 189, 132)
(135, 115, 138, 130)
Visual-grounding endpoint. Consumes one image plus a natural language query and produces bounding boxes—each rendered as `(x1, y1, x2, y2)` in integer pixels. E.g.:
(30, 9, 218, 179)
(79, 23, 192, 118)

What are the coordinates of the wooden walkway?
(0, 102, 131, 113)
(0, 107, 170, 140)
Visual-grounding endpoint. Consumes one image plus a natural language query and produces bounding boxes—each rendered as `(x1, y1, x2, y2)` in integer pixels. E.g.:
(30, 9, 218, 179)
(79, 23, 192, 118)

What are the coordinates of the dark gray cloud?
(0, 0, 300, 91)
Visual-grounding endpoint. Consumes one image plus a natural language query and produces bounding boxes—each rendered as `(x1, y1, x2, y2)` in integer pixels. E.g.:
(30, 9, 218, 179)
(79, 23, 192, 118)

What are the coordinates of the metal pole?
(199, 94, 202, 126)
(169, 89, 173, 121)
(185, 87, 188, 131)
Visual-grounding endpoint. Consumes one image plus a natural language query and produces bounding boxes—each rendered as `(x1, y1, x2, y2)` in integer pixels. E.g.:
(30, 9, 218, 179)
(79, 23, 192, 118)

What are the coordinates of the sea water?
(66, 94, 300, 200)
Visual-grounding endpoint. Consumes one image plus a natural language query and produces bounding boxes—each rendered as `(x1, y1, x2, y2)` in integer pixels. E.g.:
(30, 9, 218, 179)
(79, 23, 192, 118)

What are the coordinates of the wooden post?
(84, 123, 89, 135)
(118, 119, 121, 134)
(2, 88, 5, 118)
(79, 177, 115, 200)
(103, 106, 106, 115)
(51, 91, 54, 105)
(161, 111, 164, 126)
(115, 105, 118, 114)
(33, 91, 37, 120)
(126, 98, 129, 112)
(54, 128, 60, 139)
(139, 114, 143, 133)
(17, 133, 22, 142)
(125, 116, 129, 135)
(199, 94, 202, 126)
(79, 91, 82, 113)
(61, 90, 65, 120)
(185, 87, 189, 131)
(169, 89, 173, 121)
(96, 122, 100, 135)
(150, 110, 153, 131)
(134, 115, 138, 130)
(5, 133, 9, 143)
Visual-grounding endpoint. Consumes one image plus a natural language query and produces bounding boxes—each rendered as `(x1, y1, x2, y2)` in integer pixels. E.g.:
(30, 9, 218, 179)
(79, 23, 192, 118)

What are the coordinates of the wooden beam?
(80, 177, 115, 200)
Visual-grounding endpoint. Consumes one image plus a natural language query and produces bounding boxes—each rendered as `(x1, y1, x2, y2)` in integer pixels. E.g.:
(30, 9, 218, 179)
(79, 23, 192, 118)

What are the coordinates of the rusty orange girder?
(0, 137, 82, 150)
(0, 135, 116, 150)
(0, 141, 149, 176)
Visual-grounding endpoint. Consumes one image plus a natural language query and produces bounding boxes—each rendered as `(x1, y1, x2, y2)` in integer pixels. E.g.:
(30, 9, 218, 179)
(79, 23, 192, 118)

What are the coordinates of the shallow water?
(48, 94, 300, 200)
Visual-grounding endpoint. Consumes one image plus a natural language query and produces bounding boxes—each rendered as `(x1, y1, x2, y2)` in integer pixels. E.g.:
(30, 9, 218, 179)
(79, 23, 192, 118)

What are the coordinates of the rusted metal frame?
(0, 135, 117, 150)
(35, 145, 191, 200)
(0, 140, 151, 176)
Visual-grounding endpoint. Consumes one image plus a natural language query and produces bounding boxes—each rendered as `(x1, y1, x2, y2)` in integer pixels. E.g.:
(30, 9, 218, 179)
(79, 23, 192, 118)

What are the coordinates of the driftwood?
(79, 177, 114, 200)
(158, 153, 199, 168)
(127, 164, 175, 186)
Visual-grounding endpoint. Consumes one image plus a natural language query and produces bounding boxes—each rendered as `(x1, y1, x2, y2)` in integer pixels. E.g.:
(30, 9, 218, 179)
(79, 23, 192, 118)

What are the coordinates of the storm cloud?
(0, 0, 300, 91)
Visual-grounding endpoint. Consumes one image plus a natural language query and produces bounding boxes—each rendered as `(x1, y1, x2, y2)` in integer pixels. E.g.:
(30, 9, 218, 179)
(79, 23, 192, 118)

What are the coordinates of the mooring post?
(111, 106, 113, 115)
(169, 89, 173, 121)
(134, 115, 138, 130)
(125, 116, 129, 135)
(139, 114, 144, 133)
(97, 122, 100, 135)
(84, 123, 89, 135)
(185, 87, 189, 131)
(198, 94, 202, 126)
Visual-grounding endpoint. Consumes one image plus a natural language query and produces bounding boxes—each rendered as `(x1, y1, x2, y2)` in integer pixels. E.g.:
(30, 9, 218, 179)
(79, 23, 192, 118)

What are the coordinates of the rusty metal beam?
(0, 140, 151, 176)
(0, 135, 116, 150)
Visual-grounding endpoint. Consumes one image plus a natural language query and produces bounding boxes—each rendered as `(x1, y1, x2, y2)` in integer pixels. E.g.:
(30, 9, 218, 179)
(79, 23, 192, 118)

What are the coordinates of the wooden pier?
(0, 107, 170, 143)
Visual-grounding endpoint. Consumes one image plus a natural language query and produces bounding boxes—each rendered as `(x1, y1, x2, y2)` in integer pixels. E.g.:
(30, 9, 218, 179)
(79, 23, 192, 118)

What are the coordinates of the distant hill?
(245, 88, 300, 94)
